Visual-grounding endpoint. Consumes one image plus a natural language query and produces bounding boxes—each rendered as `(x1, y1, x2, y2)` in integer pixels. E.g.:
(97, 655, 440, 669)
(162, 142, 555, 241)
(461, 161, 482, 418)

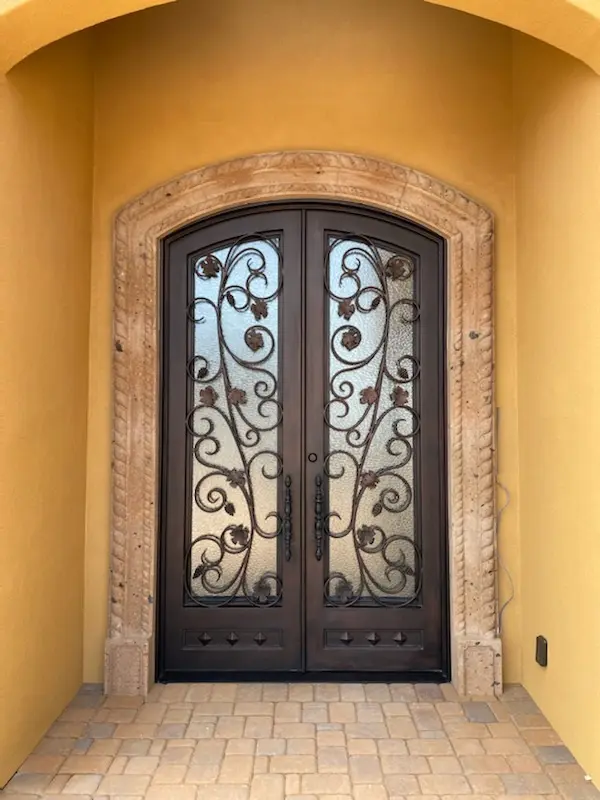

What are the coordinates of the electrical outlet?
(535, 635, 548, 667)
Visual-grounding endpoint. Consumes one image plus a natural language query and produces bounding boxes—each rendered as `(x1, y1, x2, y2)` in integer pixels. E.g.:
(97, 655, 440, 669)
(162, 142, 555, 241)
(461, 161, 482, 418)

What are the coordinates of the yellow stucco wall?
(514, 33, 600, 782)
(84, 0, 522, 683)
(0, 35, 94, 786)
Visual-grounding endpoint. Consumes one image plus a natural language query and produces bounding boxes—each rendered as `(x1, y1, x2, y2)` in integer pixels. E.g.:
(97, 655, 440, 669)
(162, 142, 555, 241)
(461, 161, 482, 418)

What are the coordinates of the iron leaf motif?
(357, 525, 376, 546)
(226, 469, 246, 489)
(372, 501, 383, 516)
(334, 577, 355, 604)
(198, 254, 222, 278)
(252, 576, 273, 605)
(224, 502, 236, 516)
(360, 386, 378, 405)
(228, 387, 248, 406)
(338, 298, 356, 320)
(199, 386, 218, 406)
(196, 366, 209, 379)
(397, 361, 410, 380)
(385, 254, 412, 281)
(230, 525, 250, 546)
(391, 385, 410, 407)
(341, 328, 361, 351)
(245, 328, 264, 352)
(360, 471, 380, 490)
(251, 299, 268, 320)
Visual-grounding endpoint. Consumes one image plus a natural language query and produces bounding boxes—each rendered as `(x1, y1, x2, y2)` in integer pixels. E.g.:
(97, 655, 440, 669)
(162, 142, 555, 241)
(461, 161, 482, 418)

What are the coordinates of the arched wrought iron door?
(159, 203, 448, 680)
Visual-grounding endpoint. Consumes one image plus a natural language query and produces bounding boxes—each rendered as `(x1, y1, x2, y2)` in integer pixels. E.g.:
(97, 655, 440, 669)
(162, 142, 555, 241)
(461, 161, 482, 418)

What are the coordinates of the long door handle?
(284, 475, 292, 561)
(314, 474, 323, 561)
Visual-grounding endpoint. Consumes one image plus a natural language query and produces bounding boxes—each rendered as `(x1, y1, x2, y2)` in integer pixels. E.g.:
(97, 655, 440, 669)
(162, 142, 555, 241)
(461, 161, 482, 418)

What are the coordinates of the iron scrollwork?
(314, 475, 324, 561)
(284, 475, 292, 562)
(323, 236, 422, 608)
(184, 235, 284, 607)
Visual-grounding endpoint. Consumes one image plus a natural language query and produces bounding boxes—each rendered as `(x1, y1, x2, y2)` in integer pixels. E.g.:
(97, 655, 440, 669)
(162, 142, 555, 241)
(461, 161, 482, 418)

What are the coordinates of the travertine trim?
(106, 151, 501, 696)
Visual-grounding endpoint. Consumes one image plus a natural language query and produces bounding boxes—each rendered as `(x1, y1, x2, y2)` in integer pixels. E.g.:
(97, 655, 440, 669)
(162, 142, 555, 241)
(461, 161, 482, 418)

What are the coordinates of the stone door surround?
(105, 151, 501, 696)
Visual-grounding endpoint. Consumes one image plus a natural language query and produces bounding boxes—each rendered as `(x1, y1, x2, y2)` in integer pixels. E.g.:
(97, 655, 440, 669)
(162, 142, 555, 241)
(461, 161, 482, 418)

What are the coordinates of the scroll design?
(284, 475, 292, 562)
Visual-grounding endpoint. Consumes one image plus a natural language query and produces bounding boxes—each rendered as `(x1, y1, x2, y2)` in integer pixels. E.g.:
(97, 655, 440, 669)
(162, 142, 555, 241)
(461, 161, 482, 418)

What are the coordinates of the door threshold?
(158, 669, 450, 684)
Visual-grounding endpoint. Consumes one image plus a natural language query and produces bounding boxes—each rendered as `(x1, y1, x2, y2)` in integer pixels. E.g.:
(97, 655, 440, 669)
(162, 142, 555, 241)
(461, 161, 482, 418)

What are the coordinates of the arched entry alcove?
(106, 151, 500, 696)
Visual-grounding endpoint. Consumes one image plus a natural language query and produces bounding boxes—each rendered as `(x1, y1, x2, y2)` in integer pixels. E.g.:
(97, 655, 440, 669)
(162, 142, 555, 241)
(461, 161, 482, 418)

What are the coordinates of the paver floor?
(2, 682, 598, 800)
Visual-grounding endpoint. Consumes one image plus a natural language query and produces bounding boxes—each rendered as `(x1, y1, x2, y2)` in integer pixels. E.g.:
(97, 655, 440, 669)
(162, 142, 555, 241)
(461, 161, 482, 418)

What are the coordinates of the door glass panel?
(324, 235, 421, 607)
(186, 235, 283, 606)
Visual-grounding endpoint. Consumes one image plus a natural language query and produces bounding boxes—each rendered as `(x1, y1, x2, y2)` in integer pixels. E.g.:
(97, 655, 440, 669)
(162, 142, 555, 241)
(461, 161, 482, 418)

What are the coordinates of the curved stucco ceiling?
(1, 0, 600, 74)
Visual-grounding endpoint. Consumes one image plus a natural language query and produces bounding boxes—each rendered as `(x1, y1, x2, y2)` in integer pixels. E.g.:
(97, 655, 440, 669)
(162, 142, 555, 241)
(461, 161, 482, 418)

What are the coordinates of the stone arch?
(2, 0, 600, 73)
(106, 150, 501, 696)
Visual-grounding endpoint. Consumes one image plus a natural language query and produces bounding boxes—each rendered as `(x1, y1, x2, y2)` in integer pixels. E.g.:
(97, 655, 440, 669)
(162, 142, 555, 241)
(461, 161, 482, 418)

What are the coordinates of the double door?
(159, 203, 448, 680)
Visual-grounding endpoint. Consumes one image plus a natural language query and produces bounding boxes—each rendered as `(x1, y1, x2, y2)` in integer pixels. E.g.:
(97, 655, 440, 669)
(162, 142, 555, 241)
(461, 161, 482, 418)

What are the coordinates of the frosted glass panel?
(325, 236, 420, 606)
(187, 236, 283, 606)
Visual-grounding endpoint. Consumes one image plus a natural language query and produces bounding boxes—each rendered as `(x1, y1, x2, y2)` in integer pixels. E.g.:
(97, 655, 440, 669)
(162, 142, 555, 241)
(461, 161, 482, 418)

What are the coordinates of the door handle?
(284, 475, 292, 561)
(314, 474, 323, 561)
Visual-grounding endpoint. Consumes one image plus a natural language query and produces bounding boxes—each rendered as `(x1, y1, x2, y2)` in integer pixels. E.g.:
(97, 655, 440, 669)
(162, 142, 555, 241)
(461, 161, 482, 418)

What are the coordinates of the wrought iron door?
(159, 204, 447, 680)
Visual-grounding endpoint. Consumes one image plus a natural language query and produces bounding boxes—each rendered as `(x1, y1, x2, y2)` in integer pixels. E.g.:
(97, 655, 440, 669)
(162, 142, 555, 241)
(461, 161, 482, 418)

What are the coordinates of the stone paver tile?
(151, 763, 187, 784)
(350, 755, 383, 783)
(253, 755, 268, 773)
(156, 723, 187, 739)
(483, 738, 531, 755)
(244, 717, 273, 739)
(318, 747, 348, 773)
(218, 755, 254, 784)
(286, 774, 301, 794)
(348, 739, 378, 755)
(444, 722, 490, 739)
(166, 738, 196, 749)
(103, 696, 145, 710)
(285, 796, 318, 800)
(409, 739, 454, 756)
(502, 685, 532, 700)
(451, 738, 485, 756)
(226, 738, 256, 755)
(463, 703, 497, 723)
(61, 774, 102, 794)
(87, 723, 116, 739)
(507, 755, 543, 773)
(262, 684, 289, 702)
(383, 703, 410, 717)
(315, 685, 341, 702)
(545, 765, 600, 800)
(340, 684, 366, 702)
(346, 722, 389, 739)
(145, 786, 197, 800)
(59, 707, 96, 723)
(18, 754, 64, 774)
(522, 729, 564, 747)
(303, 703, 329, 723)
(134, 704, 167, 724)
(160, 747, 193, 765)
(88, 740, 121, 757)
(3, 773, 54, 794)
(123, 756, 159, 774)
(191, 740, 226, 764)
(234, 684, 263, 702)
(290, 685, 315, 702)
(288, 738, 316, 755)
(270, 755, 316, 773)
(183, 685, 212, 703)
(317, 730, 346, 747)
(34, 738, 76, 756)
(250, 773, 285, 800)
(233, 702, 273, 716)
(209, 684, 237, 702)
(318, 723, 343, 732)
(461, 755, 511, 773)
(47, 723, 88, 739)
(301, 773, 352, 794)
(112, 724, 157, 739)
(365, 685, 392, 703)
(488, 701, 512, 722)
(415, 685, 444, 702)
(501, 774, 558, 794)
(100, 709, 138, 724)
(214, 716, 245, 739)
(185, 763, 220, 783)
(275, 701, 301, 722)
(192, 702, 233, 718)
(274, 722, 315, 738)
(437, 703, 465, 719)
(186, 721, 215, 738)
(428, 756, 462, 774)
(160, 685, 189, 703)
(59, 755, 112, 774)
(330, 703, 356, 723)
(387, 718, 418, 738)
(70, 738, 92, 754)
(96, 774, 151, 794)
(411, 704, 443, 731)
(467, 774, 505, 794)
(378, 740, 409, 756)
(257, 738, 286, 756)
(149, 740, 166, 757)
(44, 773, 71, 793)
(419, 774, 472, 794)
(381, 755, 430, 774)
(163, 708, 191, 724)
(488, 722, 520, 738)
(383, 774, 421, 795)
(107, 755, 128, 775)
(504, 699, 541, 716)
(535, 746, 577, 765)
(357, 703, 384, 723)
(513, 715, 552, 730)
(197, 787, 249, 800)
(353, 786, 390, 800)
(390, 685, 418, 702)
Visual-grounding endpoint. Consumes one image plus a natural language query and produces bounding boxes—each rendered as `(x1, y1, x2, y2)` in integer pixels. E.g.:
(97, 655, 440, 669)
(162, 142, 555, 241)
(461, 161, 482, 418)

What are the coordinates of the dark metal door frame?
(157, 201, 449, 682)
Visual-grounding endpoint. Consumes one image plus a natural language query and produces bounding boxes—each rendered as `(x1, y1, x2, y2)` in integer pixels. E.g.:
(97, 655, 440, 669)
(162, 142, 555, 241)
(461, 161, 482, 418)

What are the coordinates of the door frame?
(105, 150, 501, 697)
